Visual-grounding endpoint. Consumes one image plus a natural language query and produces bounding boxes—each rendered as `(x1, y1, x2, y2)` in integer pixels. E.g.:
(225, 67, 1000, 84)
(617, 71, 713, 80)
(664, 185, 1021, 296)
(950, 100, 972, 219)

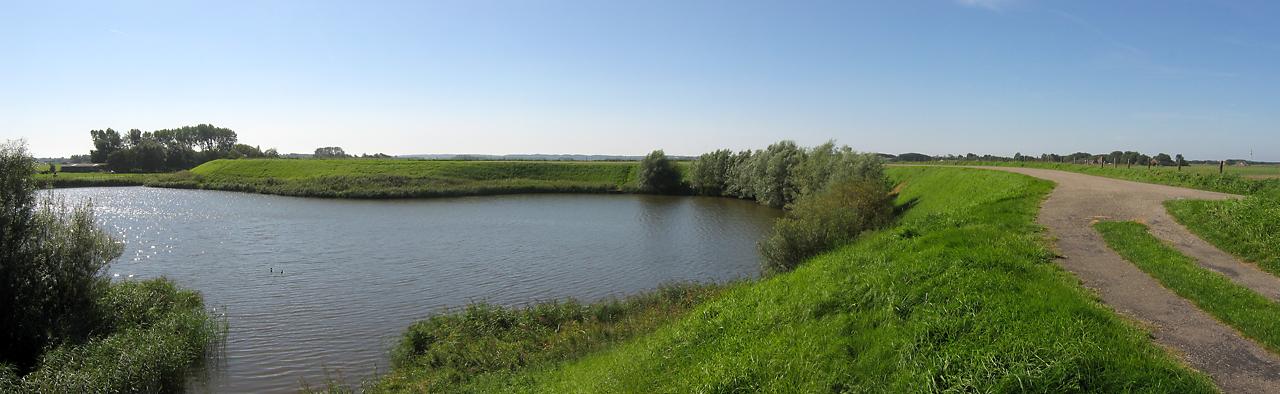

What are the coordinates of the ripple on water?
(49, 188, 778, 393)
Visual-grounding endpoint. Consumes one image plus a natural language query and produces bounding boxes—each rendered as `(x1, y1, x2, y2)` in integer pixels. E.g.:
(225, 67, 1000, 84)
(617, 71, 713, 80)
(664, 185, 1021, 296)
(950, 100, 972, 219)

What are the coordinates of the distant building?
(60, 163, 107, 173)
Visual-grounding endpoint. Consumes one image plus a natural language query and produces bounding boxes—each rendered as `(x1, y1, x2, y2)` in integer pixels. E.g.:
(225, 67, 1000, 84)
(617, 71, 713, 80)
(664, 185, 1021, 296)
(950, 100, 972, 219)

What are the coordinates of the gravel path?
(969, 166, 1280, 393)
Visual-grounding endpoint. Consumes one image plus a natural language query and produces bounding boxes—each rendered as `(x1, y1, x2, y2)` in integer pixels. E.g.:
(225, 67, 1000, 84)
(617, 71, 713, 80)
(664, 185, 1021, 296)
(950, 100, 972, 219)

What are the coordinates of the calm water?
(50, 187, 779, 393)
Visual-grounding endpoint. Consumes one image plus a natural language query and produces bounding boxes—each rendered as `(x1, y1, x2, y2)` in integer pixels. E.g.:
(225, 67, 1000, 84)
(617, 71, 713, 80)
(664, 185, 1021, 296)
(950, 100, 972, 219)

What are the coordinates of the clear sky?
(2, 1, 1278, 160)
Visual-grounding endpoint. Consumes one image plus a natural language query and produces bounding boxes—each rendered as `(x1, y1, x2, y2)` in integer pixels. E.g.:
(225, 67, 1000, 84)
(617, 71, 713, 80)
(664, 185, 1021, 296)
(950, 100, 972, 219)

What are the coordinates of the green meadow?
(359, 167, 1213, 393)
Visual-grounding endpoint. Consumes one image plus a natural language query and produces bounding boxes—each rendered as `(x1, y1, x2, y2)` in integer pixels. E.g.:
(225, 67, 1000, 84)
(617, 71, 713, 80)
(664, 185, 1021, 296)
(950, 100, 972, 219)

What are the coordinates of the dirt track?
(972, 166, 1280, 393)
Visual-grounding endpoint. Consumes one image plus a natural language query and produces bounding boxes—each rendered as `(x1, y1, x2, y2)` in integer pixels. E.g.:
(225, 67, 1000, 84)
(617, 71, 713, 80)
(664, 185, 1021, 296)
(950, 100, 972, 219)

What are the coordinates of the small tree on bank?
(0, 142, 123, 370)
(636, 150, 681, 194)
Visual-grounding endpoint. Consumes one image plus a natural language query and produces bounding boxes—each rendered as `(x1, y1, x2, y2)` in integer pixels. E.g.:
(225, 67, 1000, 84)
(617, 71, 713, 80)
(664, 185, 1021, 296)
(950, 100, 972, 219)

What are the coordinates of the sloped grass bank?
(148, 159, 643, 198)
(0, 278, 224, 392)
(1096, 221, 1280, 356)
(1167, 197, 1280, 277)
(369, 167, 1214, 393)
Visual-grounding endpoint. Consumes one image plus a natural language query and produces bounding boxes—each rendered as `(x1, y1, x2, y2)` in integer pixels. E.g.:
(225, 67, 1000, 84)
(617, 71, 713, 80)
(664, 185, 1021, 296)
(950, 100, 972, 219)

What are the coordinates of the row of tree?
(89, 124, 277, 172)
(636, 141, 895, 273)
(906, 151, 1191, 167)
(683, 141, 886, 208)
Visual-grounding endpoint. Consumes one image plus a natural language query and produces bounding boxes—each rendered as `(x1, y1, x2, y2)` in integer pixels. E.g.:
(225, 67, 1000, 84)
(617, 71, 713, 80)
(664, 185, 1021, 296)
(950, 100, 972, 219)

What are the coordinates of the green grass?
(1166, 197, 1280, 276)
(347, 283, 727, 392)
(34, 172, 163, 188)
(149, 159, 648, 198)
(0, 278, 224, 392)
(368, 167, 1214, 393)
(1095, 221, 1280, 356)
(939, 161, 1280, 198)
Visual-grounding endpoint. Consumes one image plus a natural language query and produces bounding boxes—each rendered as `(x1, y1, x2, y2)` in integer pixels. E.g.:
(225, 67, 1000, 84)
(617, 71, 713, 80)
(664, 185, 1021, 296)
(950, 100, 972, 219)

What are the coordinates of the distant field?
(156, 159, 649, 198)
(933, 161, 1280, 198)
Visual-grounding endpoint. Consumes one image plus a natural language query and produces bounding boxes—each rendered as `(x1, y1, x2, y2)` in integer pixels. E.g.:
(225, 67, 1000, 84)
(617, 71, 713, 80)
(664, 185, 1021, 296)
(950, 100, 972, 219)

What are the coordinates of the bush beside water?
(0, 142, 222, 392)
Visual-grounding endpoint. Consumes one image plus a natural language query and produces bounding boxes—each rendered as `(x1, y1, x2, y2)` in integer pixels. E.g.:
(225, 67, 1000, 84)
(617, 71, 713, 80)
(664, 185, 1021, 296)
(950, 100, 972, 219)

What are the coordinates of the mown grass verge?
(1095, 221, 1280, 356)
(0, 278, 225, 392)
(937, 161, 1280, 198)
(1165, 197, 1280, 277)
(148, 159, 645, 199)
(360, 167, 1214, 393)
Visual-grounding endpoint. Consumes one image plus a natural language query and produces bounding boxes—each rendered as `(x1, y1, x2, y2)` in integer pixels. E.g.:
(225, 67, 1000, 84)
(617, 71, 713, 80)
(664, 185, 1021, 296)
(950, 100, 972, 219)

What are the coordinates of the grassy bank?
(150, 159, 647, 198)
(0, 278, 224, 392)
(34, 172, 162, 188)
(351, 283, 726, 392)
(367, 167, 1213, 392)
(935, 161, 1280, 198)
(1167, 197, 1280, 276)
(1095, 221, 1280, 355)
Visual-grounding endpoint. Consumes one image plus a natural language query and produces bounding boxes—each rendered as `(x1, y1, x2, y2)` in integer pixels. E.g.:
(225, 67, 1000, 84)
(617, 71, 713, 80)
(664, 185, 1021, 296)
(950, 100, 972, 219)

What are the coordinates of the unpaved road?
(971, 166, 1280, 393)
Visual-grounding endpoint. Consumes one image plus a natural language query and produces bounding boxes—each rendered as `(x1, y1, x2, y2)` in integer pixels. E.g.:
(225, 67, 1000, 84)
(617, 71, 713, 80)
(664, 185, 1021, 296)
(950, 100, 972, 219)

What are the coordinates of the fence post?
(1220, 160, 1225, 174)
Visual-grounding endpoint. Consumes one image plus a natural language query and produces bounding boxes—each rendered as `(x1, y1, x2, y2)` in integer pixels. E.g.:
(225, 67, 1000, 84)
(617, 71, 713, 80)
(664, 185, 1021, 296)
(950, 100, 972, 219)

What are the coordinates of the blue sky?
(2, 1, 1277, 160)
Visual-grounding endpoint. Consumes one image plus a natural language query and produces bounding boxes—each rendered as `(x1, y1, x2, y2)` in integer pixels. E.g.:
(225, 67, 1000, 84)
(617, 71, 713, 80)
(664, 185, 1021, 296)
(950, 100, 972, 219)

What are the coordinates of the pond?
(51, 187, 780, 393)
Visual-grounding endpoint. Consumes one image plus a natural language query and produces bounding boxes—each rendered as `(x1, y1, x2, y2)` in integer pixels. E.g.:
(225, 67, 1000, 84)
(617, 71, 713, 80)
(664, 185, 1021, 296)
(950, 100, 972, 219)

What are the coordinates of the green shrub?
(760, 175, 895, 274)
(20, 278, 223, 393)
(0, 142, 122, 370)
(636, 150, 682, 194)
(1, 141, 223, 391)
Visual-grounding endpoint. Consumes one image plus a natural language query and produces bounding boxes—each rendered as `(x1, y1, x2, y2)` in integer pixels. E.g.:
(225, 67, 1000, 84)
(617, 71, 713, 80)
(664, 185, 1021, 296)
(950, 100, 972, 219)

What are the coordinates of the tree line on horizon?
(88, 124, 277, 172)
(890, 151, 1262, 167)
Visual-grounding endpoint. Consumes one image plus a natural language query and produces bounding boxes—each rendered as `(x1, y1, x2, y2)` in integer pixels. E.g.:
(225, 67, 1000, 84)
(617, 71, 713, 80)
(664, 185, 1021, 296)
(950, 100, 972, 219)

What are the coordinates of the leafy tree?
(314, 147, 349, 158)
(752, 141, 804, 208)
(1153, 153, 1175, 166)
(636, 150, 681, 194)
(689, 149, 732, 195)
(760, 170, 894, 273)
(89, 129, 123, 163)
(724, 150, 756, 199)
(0, 142, 122, 370)
(896, 153, 932, 162)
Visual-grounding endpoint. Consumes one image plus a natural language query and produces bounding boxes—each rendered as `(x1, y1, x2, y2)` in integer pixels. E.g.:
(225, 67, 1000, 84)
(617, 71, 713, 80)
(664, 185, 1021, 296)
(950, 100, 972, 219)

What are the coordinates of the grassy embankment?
(937, 161, 1280, 198)
(365, 167, 1214, 392)
(1, 279, 224, 392)
(34, 172, 164, 188)
(149, 159, 655, 198)
(1096, 221, 1280, 354)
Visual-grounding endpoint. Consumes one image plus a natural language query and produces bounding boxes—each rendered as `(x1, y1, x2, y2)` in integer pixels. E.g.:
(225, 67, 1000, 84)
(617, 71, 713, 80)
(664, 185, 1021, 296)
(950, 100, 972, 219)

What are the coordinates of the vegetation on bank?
(363, 167, 1213, 392)
(0, 142, 223, 392)
(146, 159, 642, 198)
(1167, 197, 1280, 276)
(1095, 221, 1280, 355)
(34, 172, 162, 188)
(89, 124, 277, 172)
(336, 283, 727, 392)
(940, 161, 1280, 198)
